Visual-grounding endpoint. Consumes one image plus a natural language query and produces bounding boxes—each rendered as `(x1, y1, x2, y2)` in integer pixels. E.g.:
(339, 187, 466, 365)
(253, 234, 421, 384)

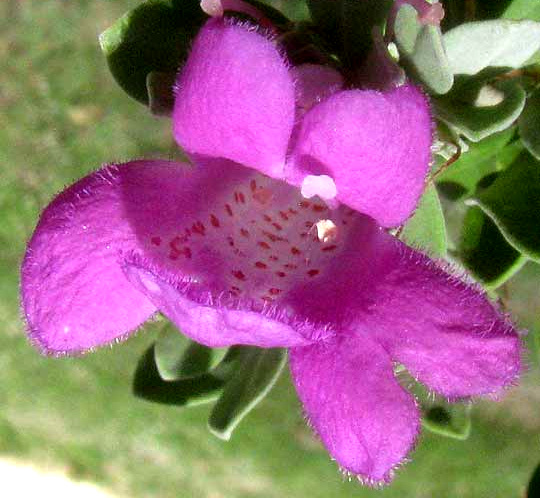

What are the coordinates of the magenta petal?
(290, 334, 419, 484)
(173, 19, 296, 178)
(289, 85, 432, 227)
(363, 234, 522, 399)
(20, 160, 181, 355)
(115, 157, 344, 348)
(286, 214, 521, 399)
(23, 158, 318, 353)
(123, 258, 316, 348)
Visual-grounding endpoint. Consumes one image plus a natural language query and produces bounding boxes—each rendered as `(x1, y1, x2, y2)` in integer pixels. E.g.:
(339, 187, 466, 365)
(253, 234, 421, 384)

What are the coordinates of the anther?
(315, 219, 338, 243)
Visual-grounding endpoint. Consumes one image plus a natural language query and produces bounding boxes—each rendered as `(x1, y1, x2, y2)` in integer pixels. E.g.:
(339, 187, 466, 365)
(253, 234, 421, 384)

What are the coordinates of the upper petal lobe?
(289, 84, 432, 227)
(173, 19, 296, 178)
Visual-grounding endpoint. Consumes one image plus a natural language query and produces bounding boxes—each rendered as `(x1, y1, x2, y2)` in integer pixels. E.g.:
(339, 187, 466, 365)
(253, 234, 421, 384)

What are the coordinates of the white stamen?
(301, 175, 337, 201)
(315, 219, 338, 243)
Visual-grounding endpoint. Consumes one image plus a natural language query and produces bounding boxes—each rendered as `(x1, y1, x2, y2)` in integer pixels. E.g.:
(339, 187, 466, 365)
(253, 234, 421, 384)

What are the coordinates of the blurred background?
(1, 1, 540, 496)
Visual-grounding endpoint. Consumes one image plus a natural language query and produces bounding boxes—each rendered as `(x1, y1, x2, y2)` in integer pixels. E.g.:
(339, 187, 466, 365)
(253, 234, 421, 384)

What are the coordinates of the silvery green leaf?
(99, 0, 203, 104)
(133, 346, 225, 407)
(519, 87, 540, 160)
(469, 151, 540, 262)
(208, 347, 287, 440)
(435, 127, 517, 196)
(444, 19, 540, 75)
(154, 323, 227, 381)
(401, 184, 447, 257)
(422, 403, 472, 440)
(435, 78, 526, 142)
(503, 0, 540, 22)
(458, 206, 526, 289)
(394, 4, 453, 94)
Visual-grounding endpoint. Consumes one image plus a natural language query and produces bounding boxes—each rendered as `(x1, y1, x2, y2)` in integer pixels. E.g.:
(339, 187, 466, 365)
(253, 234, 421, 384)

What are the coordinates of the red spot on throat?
(192, 221, 206, 235)
(169, 235, 187, 251)
(168, 236, 192, 259)
(210, 214, 220, 228)
(232, 270, 246, 281)
(234, 191, 246, 204)
(263, 230, 286, 243)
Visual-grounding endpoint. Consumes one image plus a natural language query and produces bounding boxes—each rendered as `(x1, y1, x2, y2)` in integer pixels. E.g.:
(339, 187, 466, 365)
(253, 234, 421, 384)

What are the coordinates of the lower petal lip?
(122, 256, 332, 348)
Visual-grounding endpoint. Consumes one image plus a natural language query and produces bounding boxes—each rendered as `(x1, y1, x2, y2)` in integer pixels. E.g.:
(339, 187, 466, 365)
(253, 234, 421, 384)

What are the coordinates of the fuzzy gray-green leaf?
(435, 78, 526, 142)
(154, 324, 227, 381)
(394, 4, 453, 94)
(208, 347, 287, 440)
(458, 206, 526, 288)
(444, 19, 540, 75)
(469, 151, 540, 262)
(519, 87, 540, 160)
(99, 0, 203, 104)
(401, 184, 447, 257)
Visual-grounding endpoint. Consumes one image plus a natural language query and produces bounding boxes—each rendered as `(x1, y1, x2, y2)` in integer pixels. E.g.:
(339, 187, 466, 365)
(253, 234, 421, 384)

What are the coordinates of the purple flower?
(21, 19, 521, 484)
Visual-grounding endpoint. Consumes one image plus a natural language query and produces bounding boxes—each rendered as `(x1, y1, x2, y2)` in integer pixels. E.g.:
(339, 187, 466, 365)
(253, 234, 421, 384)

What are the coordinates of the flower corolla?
(21, 18, 521, 485)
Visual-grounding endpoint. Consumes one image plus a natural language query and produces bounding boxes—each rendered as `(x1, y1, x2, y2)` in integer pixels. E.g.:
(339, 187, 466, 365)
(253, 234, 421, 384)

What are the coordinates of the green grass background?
(1, 1, 540, 497)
